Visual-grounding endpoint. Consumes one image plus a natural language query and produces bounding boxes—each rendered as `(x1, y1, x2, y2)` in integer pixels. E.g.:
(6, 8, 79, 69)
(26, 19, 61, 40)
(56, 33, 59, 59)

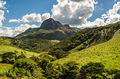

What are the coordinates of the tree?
(62, 61, 79, 79)
(49, 48, 69, 59)
(1, 52, 17, 64)
(79, 62, 107, 79)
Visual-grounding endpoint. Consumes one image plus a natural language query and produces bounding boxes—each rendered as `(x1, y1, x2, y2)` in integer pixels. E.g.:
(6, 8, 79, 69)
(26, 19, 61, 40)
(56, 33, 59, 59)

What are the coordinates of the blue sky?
(3, 0, 118, 27)
(3, 0, 57, 28)
(0, 0, 120, 36)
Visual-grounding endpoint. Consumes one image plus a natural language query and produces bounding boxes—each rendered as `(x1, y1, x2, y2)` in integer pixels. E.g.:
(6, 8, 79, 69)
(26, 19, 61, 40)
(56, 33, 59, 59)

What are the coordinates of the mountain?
(40, 18, 63, 30)
(16, 18, 77, 40)
(49, 22, 120, 58)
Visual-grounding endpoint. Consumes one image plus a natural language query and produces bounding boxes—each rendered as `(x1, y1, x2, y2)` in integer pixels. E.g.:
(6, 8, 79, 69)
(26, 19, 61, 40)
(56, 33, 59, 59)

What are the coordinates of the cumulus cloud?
(13, 24, 39, 36)
(81, 1, 120, 28)
(0, 24, 39, 37)
(9, 19, 21, 23)
(0, 0, 6, 26)
(22, 13, 42, 23)
(0, 0, 6, 9)
(41, 13, 51, 22)
(51, 0, 97, 25)
(9, 13, 51, 23)
(0, 10, 4, 26)
(6, 10, 9, 13)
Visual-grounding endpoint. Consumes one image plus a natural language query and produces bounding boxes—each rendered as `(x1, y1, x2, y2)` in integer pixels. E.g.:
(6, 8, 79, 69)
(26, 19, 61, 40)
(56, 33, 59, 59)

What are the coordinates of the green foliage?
(45, 63, 64, 79)
(16, 53, 26, 59)
(80, 62, 106, 79)
(12, 38, 55, 53)
(113, 72, 120, 79)
(15, 25, 76, 40)
(55, 29, 120, 71)
(51, 22, 120, 57)
(1, 51, 27, 64)
(0, 37, 12, 45)
(13, 58, 37, 73)
(1, 52, 17, 64)
(30, 53, 56, 70)
(0, 63, 13, 76)
(7, 58, 46, 78)
(45, 61, 79, 79)
(61, 61, 79, 79)
(49, 49, 70, 59)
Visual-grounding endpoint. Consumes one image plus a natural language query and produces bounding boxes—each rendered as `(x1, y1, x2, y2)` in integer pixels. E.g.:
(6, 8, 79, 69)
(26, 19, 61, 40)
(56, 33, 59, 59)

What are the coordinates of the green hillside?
(0, 37, 40, 77)
(49, 22, 120, 58)
(54, 29, 120, 70)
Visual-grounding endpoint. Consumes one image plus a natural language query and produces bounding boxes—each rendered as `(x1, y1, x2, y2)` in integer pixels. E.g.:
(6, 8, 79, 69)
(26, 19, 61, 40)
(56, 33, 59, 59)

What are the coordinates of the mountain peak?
(40, 18, 63, 30)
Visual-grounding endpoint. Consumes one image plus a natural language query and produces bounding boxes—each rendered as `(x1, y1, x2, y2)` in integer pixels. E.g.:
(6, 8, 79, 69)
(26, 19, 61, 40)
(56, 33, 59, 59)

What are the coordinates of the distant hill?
(49, 22, 120, 58)
(16, 18, 77, 40)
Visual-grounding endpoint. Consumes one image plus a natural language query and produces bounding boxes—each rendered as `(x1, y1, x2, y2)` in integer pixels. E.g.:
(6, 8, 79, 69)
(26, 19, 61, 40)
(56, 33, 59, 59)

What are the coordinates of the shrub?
(45, 63, 63, 79)
(13, 58, 37, 73)
(8, 58, 46, 78)
(113, 72, 120, 79)
(1, 52, 17, 64)
(30, 54, 56, 70)
(16, 53, 26, 59)
(80, 62, 107, 79)
(45, 61, 79, 79)
(49, 48, 70, 59)
(62, 61, 79, 79)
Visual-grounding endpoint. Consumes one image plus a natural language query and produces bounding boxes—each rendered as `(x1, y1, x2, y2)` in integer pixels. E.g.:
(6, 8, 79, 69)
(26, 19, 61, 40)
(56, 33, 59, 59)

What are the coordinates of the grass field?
(0, 45, 40, 58)
(0, 45, 41, 77)
(0, 63, 12, 77)
(54, 30, 120, 70)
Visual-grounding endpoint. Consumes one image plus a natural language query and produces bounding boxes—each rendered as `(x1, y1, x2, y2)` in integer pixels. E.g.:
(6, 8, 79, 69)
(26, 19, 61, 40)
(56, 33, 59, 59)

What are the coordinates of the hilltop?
(16, 18, 77, 40)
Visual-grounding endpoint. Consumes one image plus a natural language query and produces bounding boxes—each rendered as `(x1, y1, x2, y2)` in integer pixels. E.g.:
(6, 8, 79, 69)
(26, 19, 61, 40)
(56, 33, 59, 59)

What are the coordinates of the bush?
(1, 52, 17, 64)
(45, 63, 63, 79)
(7, 58, 46, 78)
(80, 62, 107, 79)
(45, 61, 79, 79)
(62, 61, 79, 79)
(30, 54, 56, 70)
(113, 72, 120, 79)
(16, 53, 26, 59)
(13, 58, 37, 73)
(49, 48, 70, 59)
(1, 52, 26, 64)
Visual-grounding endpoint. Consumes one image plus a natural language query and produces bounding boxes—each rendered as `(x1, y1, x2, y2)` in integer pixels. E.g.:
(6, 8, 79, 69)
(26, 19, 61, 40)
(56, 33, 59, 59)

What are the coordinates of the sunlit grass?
(0, 63, 13, 76)
(0, 45, 40, 58)
(54, 30, 120, 70)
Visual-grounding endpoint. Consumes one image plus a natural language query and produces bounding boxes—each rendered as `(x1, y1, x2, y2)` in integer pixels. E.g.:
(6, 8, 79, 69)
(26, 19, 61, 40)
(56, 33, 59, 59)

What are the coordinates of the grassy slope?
(54, 30, 120, 70)
(0, 38, 40, 77)
(0, 45, 40, 58)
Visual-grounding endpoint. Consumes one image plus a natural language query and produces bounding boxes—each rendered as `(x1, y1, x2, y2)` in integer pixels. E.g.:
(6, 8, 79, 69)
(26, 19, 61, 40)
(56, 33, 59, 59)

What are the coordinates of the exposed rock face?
(40, 18, 63, 30)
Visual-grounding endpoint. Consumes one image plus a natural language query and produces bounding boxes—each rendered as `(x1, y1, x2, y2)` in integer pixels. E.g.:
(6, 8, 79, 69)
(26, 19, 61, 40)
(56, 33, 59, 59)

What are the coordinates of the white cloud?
(0, 24, 39, 37)
(0, 0, 6, 26)
(0, 0, 6, 9)
(81, 1, 120, 28)
(51, 0, 97, 25)
(9, 13, 51, 23)
(0, 27, 13, 37)
(22, 13, 42, 23)
(41, 13, 51, 22)
(13, 24, 39, 36)
(9, 19, 21, 23)
(0, 10, 5, 26)
(6, 10, 9, 13)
